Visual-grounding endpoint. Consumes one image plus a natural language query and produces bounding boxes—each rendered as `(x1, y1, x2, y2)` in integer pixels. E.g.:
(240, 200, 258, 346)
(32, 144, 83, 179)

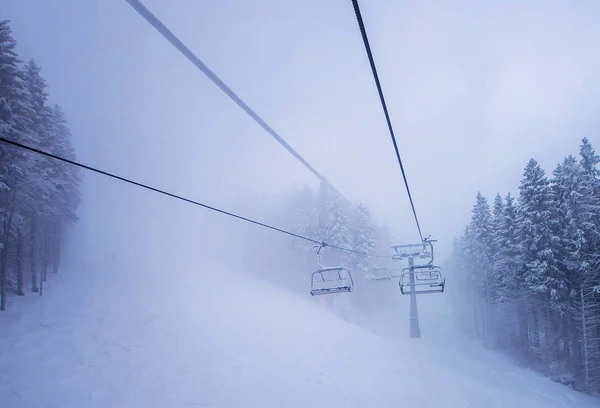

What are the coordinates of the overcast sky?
(3, 0, 600, 262)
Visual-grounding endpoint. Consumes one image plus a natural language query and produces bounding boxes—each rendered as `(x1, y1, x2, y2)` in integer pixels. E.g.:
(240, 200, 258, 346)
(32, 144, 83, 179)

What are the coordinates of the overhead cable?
(0, 137, 387, 258)
(124, 0, 357, 210)
(349, 0, 424, 242)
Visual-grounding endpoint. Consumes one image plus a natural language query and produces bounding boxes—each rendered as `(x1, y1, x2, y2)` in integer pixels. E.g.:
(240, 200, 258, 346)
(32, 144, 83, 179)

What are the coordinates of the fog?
(4, 0, 598, 264)
(2, 1, 600, 405)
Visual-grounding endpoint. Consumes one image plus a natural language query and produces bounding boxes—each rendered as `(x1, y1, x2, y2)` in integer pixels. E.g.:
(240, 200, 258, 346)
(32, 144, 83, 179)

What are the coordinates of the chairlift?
(309, 244, 354, 296)
(390, 268, 403, 279)
(398, 265, 445, 295)
(311, 267, 354, 295)
(368, 267, 392, 282)
(391, 243, 431, 261)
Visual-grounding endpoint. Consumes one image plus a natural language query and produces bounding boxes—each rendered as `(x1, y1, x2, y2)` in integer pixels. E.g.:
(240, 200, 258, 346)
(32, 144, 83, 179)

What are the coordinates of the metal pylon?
(408, 256, 421, 338)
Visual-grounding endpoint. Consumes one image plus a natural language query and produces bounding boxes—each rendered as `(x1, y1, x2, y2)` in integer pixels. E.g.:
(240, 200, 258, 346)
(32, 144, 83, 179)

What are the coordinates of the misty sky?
(3, 0, 600, 261)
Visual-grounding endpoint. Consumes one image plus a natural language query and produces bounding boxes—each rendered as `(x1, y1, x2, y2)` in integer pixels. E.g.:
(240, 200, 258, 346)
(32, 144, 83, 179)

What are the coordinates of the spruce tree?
(350, 202, 377, 273)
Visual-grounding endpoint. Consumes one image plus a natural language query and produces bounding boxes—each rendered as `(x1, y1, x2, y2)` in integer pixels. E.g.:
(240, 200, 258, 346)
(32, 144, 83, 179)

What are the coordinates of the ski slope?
(1, 252, 598, 408)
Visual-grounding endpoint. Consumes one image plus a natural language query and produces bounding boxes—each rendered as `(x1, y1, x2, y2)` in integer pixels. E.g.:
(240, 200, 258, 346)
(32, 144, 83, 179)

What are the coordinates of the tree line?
(0, 20, 81, 311)
(448, 138, 600, 395)
(283, 181, 389, 279)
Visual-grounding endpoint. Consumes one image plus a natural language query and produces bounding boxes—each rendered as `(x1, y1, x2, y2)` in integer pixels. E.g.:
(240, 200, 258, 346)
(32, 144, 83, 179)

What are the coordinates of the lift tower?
(391, 239, 443, 338)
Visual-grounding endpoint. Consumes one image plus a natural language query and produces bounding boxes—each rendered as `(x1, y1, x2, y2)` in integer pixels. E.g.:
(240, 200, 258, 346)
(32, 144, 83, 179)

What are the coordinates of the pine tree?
(284, 184, 316, 272)
(489, 194, 504, 301)
(579, 138, 600, 179)
(0, 21, 37, 310)
(448, 231, 477, 335)
(0, 20, 30, 148)
(491, 194, 503, 256)
(492, 193, 525, 350)
(453, 194, 495, 339)
(551, 155, 584, 305)
(18, 59, 55, 290)
(469, 192, 494, 278)
(578, 138, 600, 292)
(574, 139, 600, 393)
(48, 105, 81, 222)
(551, 156, 586, 379)
(45, 104, 81, 276)
(0, 21, 82, 311)
(350, 202, 377, 273)
(517, 159, 565, 365)
(485, 193, 506, 344)
(315, 181, 352, 266)
(450, 147, 600, 394)
(469, 192, 494, 338)
(492, 194, 521, 299)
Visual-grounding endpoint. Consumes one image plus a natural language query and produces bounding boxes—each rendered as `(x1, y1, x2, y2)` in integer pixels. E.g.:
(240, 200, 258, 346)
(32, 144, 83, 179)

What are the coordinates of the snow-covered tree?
(314, 181, 353, 266)
(283, 184, 317, 273)
(469, 192, 494, 281)
(0, 22, 38, 310)
(572, 139, 600, 393)
(449, 147, 600, 394)
(350, 202, 377, 273)
(0, 21, 81, 311)
(467, 192, 494, 337)
(517, 159, 565, 366)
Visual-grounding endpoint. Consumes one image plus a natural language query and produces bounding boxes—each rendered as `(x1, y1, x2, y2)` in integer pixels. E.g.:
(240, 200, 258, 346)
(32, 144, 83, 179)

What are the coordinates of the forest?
(281, 181, 389, 277)
(0, 20, 81, 311)
(448, 138, 600, 395)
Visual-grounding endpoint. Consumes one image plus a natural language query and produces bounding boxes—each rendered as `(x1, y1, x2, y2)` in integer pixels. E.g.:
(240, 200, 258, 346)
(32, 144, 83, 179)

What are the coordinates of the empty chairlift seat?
(391, 244, 431, 261)
(310, 266, 354, 296)
(399, 265, 445, 295)
(368, 267, 392, 282)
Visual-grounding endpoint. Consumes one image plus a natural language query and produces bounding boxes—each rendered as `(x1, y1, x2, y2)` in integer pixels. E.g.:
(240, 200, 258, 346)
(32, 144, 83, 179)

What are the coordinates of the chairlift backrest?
(308, 244, 355, 296)
(369, 267, 392, 282)
(391, 244, 432, 261)
(310, 266, 354, 296)
(413, 265, 441, 281)
(398, 265, 445, 295)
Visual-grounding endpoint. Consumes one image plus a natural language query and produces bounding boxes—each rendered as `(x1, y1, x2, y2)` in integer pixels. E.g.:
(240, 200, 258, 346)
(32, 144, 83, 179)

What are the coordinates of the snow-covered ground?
(1, 183, 598, 407)
(1, 252, 599, 408)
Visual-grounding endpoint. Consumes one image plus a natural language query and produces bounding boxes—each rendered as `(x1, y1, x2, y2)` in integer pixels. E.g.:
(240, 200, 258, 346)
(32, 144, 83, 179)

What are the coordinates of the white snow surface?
(1, 253, 599, 408)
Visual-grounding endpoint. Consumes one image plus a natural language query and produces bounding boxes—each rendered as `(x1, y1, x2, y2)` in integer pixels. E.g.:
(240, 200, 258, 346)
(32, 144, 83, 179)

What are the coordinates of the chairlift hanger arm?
(424, 238, 436, 265)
